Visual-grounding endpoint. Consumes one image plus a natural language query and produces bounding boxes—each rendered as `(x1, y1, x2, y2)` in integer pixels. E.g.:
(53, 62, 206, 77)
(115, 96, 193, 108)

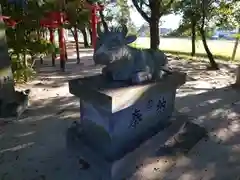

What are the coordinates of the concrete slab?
(1, 47, 240, 180)
(164, 138, 240, 180)
(67, 112, 207, 180)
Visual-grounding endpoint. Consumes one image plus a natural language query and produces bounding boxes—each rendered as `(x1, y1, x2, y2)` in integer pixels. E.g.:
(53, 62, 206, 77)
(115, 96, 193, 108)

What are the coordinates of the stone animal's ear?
(125, 35, 137, 44)
(122, 24, 128, 37)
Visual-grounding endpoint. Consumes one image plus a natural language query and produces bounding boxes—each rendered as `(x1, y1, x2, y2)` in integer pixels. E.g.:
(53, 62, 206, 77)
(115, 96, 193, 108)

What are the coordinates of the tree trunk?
(98, 3, 108, 32)
(58, 28, 66, 71)
(149, 1, 160, 50)
(37, 30, 41, 41)
(74, 27, 80, 64)
(49, 28, 56, 66)
(65, 42, 68, 61)
(149, 19, 159, 49)
(231, 27, 240, 61)
(23, 51, 28, 82)
(191, 15, 196, 56)
(234, 65, 240, 87)
(199, 28, 218, 70)
(81, 28, 89, 48)
(88, 28, 92, 46)
(199, 0, 218, 70)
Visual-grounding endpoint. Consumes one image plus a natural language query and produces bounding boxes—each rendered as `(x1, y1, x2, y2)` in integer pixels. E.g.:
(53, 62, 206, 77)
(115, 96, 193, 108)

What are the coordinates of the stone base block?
(68, 72, 186, 161)
(66, 112, 207, 180)
(0, 89, 30, 119)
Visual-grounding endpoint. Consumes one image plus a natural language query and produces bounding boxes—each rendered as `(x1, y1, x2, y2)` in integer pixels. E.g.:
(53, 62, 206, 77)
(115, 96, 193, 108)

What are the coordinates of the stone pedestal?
(68, 71, 186, 162)
(66, 113, 206, 180)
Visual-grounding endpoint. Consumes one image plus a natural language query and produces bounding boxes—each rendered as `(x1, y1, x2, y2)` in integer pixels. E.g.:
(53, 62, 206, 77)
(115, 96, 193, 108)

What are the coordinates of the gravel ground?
(0, 48, 239, 180)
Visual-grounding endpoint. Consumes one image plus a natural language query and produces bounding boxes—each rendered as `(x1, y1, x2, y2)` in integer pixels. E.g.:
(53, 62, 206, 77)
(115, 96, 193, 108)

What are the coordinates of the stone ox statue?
(93, 25, 169, 84)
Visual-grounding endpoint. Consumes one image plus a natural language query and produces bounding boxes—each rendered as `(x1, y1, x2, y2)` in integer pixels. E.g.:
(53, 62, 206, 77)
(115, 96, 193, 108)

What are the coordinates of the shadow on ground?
(131, 85, 240, 180)
(1, 48, 239, 179)
(30, 56, 101, 89)
(1, 84, 240, 179)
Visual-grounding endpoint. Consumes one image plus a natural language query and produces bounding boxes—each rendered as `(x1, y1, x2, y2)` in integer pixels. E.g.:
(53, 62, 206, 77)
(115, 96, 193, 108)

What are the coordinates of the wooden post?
(74, 26, 80, 64)
(57, 0, 66, 71)
(58, 13, 66, 71)
(235, 65, 240, 86)
(49, 28, 56, 66)
(91, 6, 97, 50)
(231, 26, 240, 61)
(231, 65, 240, 89)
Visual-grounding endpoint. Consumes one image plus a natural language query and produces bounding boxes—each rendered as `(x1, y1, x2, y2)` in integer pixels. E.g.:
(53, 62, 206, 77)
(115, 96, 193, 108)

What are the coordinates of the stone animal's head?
(93, 24, 137, 65)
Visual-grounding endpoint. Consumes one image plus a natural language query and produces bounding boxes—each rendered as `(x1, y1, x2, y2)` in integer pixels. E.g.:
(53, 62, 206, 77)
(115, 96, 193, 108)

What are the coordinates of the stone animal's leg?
(131, 71, 152, 84)
(152, 67, 169, 80)
(152, 50, 169, 79)
(102, 66, 113, 80)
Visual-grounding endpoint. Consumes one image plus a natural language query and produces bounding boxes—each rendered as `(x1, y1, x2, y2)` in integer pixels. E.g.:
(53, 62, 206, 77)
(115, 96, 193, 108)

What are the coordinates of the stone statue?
(93, 24, 169, 84)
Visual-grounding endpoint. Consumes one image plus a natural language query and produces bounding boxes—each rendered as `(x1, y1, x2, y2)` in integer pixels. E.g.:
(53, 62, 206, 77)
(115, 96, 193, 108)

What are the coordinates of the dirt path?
(0, 49, 239, 180)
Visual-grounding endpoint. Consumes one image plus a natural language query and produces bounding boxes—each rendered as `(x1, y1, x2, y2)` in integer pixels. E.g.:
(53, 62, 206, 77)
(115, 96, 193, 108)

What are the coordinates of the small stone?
(54, 167, 61, 171)
(78, 158, 90, 170)
(35, 83, 44, 86)
(40, 175, 46, 180)
(153, 167, 159, 171)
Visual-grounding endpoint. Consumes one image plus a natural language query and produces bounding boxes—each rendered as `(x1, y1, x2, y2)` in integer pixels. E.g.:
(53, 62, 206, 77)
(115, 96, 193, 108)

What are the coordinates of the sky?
(128, 1, 182, 30)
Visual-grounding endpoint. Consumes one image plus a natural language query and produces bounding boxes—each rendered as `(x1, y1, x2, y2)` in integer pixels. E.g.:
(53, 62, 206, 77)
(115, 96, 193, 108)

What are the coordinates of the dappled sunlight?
(134, 157, 174, 179)
(168, 55, 236, 90)
(1, 44, 240, 179)
(228, 119, 239, 133)
(0, 142, 35, 153)
(162, 137, 240, 179)
(14, 131, 35, 138)
(18, 115, 54, 123)
(134, 37, 240, 61)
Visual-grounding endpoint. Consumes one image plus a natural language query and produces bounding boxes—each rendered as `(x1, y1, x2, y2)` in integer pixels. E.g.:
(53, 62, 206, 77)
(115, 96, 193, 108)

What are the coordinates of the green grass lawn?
(131, 37, 240, 61)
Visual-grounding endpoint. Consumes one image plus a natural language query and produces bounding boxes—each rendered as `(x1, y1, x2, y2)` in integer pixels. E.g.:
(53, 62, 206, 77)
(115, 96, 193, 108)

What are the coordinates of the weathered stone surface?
(93, 24, 168, 84)
(0, 89, 30, 119)
(66, 112, 206, 180)
(68, 71, 186, 161)
(69, 71, 186, 113)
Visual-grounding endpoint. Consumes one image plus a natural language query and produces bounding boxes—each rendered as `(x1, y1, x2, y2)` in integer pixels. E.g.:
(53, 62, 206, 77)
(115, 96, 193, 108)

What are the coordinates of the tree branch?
(97, 2, 109, 32)
(159, 0, 175, 17)
(141, 1, 150, 8)
(132, 0, 150, 22)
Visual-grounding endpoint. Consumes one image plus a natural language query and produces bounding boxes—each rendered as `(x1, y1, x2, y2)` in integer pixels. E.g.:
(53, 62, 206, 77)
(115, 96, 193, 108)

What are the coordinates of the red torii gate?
(0, 2, 103, 71)
(85, 2, 104, 49)
(40, 2, 103, 70)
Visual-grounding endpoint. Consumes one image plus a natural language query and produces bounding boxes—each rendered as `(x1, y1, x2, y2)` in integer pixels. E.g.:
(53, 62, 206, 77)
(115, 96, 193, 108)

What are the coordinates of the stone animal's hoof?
(102, 67, 113, 81)
(131, 72, 152, 84)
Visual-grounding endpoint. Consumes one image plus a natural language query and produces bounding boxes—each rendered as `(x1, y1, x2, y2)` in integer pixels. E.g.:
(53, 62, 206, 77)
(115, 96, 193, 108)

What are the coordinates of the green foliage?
(65, 0, 91, 29)
(234, 33, 240, 39)
(11, 55, 36, 83)
(213, 0, 240, 29)
(2, 0, 59, 83)
(132, 0, 177, 23)
(174, 0, 240, 33)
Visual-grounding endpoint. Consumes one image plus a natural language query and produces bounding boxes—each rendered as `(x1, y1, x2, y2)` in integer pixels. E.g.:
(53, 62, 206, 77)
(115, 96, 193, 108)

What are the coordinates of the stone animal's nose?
(94, 53, 110, 65)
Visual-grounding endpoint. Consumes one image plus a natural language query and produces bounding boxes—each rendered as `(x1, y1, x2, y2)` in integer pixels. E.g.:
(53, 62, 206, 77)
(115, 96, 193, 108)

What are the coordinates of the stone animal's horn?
(122, 24, 128, 37)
